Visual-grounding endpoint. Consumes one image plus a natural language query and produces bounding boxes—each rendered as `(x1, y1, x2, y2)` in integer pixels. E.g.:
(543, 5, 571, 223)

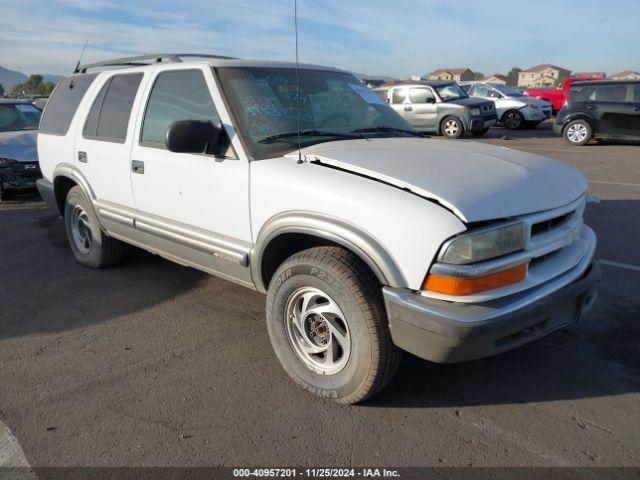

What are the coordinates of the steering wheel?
(317, 113, 351, 129)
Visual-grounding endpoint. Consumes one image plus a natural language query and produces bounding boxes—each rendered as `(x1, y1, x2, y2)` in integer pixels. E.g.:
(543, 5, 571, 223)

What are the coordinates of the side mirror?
(426, 97, 436, 104)
(165, 120, 223, 155)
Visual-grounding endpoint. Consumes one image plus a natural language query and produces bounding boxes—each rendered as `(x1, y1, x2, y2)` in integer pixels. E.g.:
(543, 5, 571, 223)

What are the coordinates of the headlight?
(440, 222, 526, 264)
(470, 108, 480, 116)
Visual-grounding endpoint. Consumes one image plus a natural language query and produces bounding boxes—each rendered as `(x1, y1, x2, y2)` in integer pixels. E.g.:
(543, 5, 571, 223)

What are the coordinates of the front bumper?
(469, 116, 497, 132)
(383, 260, 600, 363)
(553, 121, 564, 135)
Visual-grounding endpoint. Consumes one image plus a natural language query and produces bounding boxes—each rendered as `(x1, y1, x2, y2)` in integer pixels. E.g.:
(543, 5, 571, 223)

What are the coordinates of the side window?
(141, 70, 220, 148)
(570, 85, 597, 102)
(635, 85, 640, 102)
(595, 85, 627, 103)
(39, 74, 98, 136)
(474, 84, 490, 97)
(460, 84, 472, 94)
(84, 74, 142, 142)
(391, 88, 407, 104)
(409, 88, 435, 104)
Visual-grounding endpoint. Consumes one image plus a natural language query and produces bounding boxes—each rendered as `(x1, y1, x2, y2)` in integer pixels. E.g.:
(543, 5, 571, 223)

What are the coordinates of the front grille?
(531, 212, 573, 237)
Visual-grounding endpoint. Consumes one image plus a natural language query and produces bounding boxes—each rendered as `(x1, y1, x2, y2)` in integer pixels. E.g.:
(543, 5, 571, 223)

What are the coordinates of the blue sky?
(0, 0, 638, 78)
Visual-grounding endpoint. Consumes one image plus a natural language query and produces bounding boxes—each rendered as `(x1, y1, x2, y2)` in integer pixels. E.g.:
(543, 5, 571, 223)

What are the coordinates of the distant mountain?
(0, 65, 27, 90)
(0, 65, 64, 91)
(352, 71, 396, 81)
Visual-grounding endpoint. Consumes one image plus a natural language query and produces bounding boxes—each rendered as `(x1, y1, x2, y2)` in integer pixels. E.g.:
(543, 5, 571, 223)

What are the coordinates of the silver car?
(374, 81, 498, 138)
(460, 82, 553, 129)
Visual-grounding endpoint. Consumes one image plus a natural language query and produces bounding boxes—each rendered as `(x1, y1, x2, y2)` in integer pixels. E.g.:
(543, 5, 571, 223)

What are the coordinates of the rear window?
(39, 74, 98, 136)
(83, 73, 142, 142)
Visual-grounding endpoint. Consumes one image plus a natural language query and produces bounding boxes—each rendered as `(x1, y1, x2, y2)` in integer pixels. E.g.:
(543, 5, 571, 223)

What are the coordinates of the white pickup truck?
(36, 54, 599, 404)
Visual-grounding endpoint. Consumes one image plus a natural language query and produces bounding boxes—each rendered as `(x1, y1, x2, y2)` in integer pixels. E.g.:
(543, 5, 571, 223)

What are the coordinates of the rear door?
(593, 83, 634, 136)
(404, 87, 438, 131)
(74, 71, 146, 241)
(388, 87, 409, 119)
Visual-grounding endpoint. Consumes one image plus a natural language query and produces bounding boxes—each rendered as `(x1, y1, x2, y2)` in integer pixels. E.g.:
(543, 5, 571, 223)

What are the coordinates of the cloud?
(0, 0, 638, 77)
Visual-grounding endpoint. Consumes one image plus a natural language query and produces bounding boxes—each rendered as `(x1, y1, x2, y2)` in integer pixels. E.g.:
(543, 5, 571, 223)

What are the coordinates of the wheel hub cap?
(71, 206, 93, 254)
(567, 124, 588, 143)
(444, 120, 459, 136)
(284, 287, 351, 375)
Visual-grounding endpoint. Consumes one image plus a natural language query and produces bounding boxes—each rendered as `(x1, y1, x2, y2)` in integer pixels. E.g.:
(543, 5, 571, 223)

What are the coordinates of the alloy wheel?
(567, 123, 588, 143)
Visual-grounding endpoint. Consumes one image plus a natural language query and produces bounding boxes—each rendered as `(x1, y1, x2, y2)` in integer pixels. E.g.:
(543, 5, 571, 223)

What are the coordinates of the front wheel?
(563, 119, 592, 146)
(441, 116, 464, 139)
(266, 246, 402, 404)
(503, 110, 525, 129)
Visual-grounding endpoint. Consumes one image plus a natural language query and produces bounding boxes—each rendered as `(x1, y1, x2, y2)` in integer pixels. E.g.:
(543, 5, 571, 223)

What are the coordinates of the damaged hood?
(0, 130, 38, 163)
(287, 137, 586, 223)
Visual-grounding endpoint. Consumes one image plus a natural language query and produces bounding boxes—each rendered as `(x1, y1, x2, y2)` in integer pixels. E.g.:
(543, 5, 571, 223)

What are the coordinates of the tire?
(266, 246, 402, 404)
(64, 186, 124, 268)
(563, 119, 592, 146)
(441, 116, 464, 139)
(503, 110, 525, 130)
(471, 127, 490, 137)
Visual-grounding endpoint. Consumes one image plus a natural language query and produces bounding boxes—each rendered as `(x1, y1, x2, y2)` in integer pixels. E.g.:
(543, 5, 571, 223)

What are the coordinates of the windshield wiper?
(351, 127, 423, 137)
(258, 130, 361, 143)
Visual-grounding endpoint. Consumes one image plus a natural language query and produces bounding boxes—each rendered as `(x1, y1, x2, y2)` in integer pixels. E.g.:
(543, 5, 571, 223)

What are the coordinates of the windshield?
(434, 83, 468, 101)
(0, 103, 42, 132)
(217, 67, 417, 159)
(493, 84, 524, 96)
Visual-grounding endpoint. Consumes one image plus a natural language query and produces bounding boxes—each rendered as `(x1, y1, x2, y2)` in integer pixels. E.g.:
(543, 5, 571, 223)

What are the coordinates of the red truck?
(524, 76, 604, 111)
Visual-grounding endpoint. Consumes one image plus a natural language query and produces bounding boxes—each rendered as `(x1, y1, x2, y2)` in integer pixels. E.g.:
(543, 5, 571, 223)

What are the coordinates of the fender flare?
(52, 163, 104, 229)
(250, 211, 407, 292)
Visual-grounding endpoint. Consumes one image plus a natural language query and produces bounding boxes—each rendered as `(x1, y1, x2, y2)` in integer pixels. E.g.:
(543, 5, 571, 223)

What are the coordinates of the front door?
(129, 65, 252, 284)
(404, 87, 438, 131)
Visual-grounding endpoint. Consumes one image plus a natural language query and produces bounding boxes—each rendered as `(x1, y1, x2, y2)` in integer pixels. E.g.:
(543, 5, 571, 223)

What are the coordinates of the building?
(574, 72, 606, 79)
(518, 64, 571, 88)
(485, 74, 510, 85)
(429, 68, 474, 82)
(611, 70, 640, 80)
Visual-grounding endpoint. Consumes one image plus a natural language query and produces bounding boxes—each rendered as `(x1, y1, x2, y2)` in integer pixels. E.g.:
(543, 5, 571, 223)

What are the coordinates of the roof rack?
(74, 53, 238, 73)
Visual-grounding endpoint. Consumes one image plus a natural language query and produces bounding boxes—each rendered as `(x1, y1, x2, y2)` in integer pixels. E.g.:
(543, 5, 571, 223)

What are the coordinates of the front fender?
(251, 211, 406, 292)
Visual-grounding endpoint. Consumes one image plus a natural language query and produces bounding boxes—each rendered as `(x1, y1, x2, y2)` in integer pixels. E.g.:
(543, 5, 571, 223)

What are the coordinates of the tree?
(10, 75, 56, 96)
(473, 71, 485, 80)
(0, 83, 5, 97)
(507, 67, 522, 85)
(553, 76, 568, 88)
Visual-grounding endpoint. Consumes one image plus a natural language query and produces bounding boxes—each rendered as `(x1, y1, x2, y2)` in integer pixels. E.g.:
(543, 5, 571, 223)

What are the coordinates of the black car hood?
(0, 130, 38, 163)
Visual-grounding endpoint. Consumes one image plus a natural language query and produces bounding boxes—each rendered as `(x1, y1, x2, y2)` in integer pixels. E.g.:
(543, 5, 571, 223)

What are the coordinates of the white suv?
(460, 81, 553, 129)
(36, 54, 599, 404)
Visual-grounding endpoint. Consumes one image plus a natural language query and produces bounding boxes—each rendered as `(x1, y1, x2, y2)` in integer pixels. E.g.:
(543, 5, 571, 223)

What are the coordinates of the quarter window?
(83, 74, 142, 141)
(391, 88, 408, 104)
(141, 70, 220, 147)
(634, 85, 640, 101)
(40, 74, 98, 136)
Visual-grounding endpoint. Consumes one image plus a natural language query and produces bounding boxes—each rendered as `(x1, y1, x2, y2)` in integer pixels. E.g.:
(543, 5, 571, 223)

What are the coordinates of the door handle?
(404, 106, 413, 112)
(78, 151, 87, 163)
(586, 104, 598, 110)
(131, 160, 145, 174)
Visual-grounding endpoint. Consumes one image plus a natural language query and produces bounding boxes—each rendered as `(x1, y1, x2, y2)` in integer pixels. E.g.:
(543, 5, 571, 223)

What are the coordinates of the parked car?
(0, 99, 42, 201)
(37, 54, 599, 403)
(460, 81, 552, 129)
(524, 76, 604, 112)
(374, 81, 497, 138)
(554, 80, 640, 145)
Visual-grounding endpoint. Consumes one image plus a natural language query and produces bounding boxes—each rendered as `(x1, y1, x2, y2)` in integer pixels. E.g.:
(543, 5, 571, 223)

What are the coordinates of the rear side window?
(569, 85, 596, 102)
(634, 85, 640, 102)
(391, 88, 407, 104)
(39, 74, 98, 136)
(595, 84, 627, 103)
(409, 87, 435, 103)
(83, 73, 142, 142)
(140, 69, 220, 147)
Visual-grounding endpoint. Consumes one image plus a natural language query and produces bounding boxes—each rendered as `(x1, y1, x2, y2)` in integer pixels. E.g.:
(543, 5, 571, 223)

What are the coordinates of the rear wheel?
(64, 186, 124, 268)
(441, 116, 464, 139)
(503, 110, 525, 129)
(266, 246, 402, 404)
(563, 119, 592, 146)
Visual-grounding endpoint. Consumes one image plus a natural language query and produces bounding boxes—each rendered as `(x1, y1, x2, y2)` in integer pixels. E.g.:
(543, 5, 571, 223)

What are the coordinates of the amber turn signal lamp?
(423, 263, 527, 296)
